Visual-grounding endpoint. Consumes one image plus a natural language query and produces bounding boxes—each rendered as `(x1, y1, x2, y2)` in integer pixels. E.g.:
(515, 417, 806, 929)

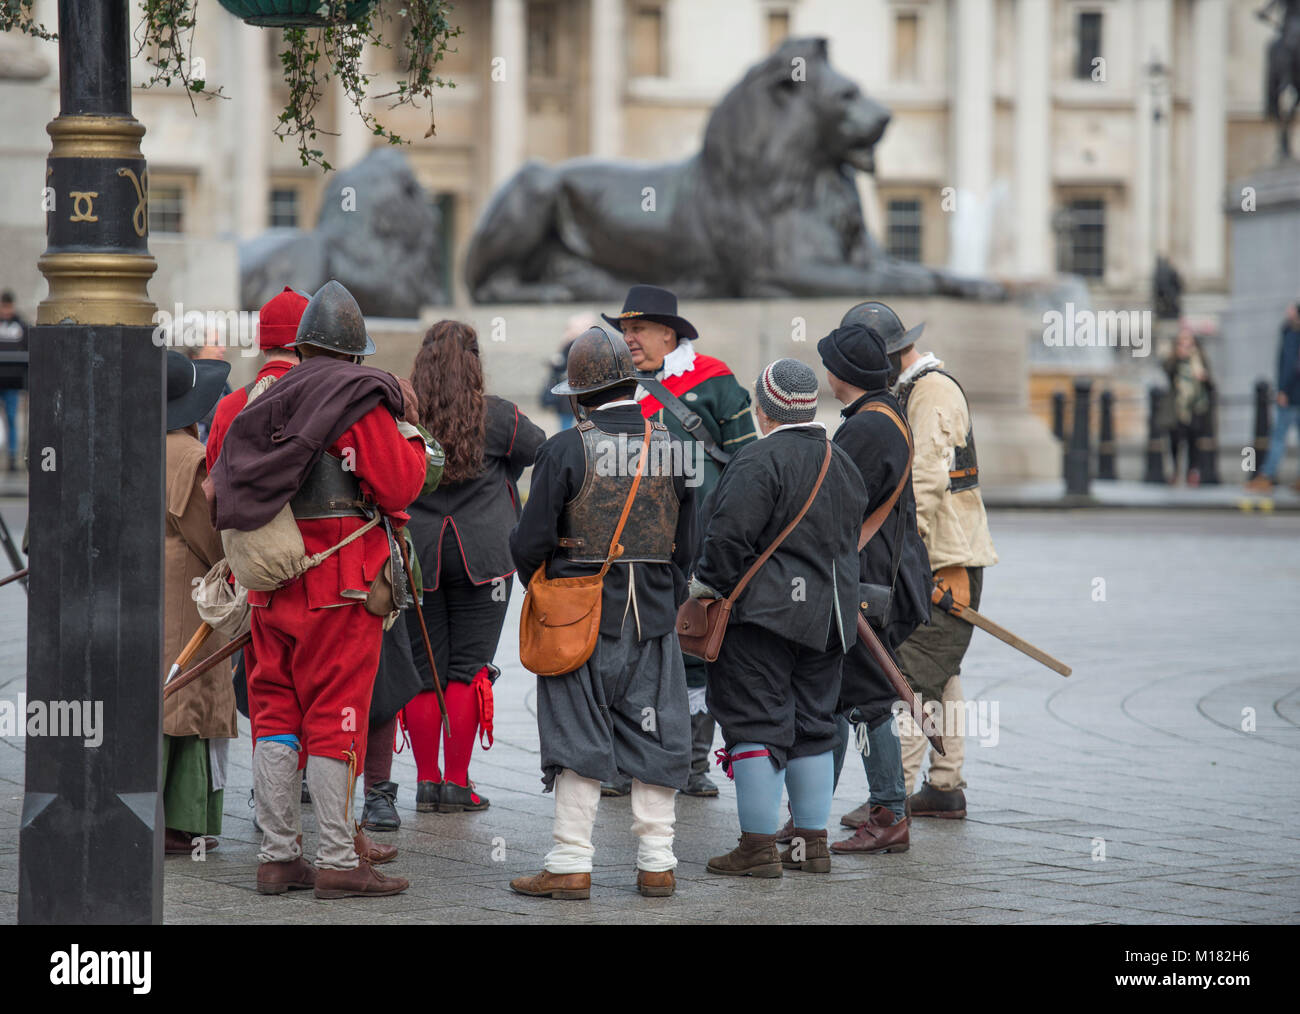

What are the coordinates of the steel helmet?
(840, 300, 925, 355)
(550, 325, 638, 396)
(289, 280, 377, 356)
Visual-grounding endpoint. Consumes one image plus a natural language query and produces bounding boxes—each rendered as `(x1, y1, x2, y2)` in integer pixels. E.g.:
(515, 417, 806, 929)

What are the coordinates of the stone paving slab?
(0, 503, 1298, 924)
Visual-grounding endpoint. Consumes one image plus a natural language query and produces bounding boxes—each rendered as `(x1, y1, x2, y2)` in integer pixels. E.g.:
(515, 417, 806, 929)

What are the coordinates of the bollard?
(1143, 385, 1168, 484)
(1197, 386, 1221, 485)
(1051, 390, 1066, 442)
(1251, 380, 1271, 479)
(1064, 377, 1093, 496)
(1097, 389, 1118, 480)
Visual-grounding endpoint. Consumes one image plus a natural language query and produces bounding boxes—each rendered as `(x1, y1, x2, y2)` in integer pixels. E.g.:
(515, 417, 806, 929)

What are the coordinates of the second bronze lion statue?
(464, 37, 999, 302)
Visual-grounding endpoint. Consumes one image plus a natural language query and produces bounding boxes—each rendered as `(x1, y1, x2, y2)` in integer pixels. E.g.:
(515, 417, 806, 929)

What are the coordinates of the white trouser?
(544, 769, 678, 874)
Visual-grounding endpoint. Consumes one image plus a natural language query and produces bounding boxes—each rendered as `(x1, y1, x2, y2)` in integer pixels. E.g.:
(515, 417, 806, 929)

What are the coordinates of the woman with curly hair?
(402, 320, 545, 813)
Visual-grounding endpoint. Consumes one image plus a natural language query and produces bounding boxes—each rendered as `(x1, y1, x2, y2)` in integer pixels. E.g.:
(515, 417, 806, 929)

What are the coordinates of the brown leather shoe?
(354, 828, 397, 865)
(707, 832, 783, 878)
(1244, 476, 1275, 493)
(314, 860, 409, 899)
(637, 869, 675, 897)
(164, 828, 218, 855)
(908, 782, 967, 819)
(831, 805, 910, 854)
(779, 828, 832, 872)
(839, 800, 874, 829)
(510, 870, 591, 900)
(257, 857, 317, 895)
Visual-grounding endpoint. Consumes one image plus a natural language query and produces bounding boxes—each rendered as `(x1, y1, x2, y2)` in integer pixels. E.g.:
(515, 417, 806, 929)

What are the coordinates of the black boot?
(361, 780, 400, 831)
(681, 713, 719, 797)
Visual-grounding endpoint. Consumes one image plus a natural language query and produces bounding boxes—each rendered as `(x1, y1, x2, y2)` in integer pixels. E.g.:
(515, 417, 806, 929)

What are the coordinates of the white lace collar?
(894, 352, 943, 393)
(634, 339, 697, 402)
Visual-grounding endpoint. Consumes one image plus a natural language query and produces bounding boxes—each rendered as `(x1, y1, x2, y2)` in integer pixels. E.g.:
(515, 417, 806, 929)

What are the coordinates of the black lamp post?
(19, 0, 164, 924)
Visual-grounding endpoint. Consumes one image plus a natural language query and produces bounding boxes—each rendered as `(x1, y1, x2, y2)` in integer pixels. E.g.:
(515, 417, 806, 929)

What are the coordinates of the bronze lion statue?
(464, 37, 998, 302)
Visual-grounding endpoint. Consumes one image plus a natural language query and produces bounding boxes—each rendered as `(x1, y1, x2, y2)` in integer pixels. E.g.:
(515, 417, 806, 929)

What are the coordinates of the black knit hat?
(817, 323, 890, 392)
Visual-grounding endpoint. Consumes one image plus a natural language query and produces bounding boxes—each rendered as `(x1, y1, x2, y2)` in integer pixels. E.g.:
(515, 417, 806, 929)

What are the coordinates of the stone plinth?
(366, 296, 1058, 483)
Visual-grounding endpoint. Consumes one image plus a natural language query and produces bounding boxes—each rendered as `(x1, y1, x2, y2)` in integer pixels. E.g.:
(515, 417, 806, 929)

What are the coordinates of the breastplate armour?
(289, 452, 368, 520)
(559, 420, 679, 564)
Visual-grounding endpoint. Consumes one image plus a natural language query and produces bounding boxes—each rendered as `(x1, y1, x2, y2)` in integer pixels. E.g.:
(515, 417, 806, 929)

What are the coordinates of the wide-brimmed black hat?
(840, 300, 924, 355)
(601, 284, 698, 341)
(167, 349, 230, 432)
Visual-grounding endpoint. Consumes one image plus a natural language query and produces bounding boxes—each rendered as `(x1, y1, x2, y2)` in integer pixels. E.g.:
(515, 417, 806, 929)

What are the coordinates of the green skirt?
(162, 734, 224, 835)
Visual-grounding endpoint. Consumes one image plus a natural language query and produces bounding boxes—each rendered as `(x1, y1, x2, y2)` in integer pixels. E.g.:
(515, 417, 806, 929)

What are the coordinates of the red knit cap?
(258, 286, 309, 350)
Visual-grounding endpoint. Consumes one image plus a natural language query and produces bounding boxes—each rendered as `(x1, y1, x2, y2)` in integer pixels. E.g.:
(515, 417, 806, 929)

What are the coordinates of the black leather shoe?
(681, 771, 719, 797)
(362, 780, 400, 831)
(601, 777, 632, 797)
(415, 780, 442, 813)
(440, 780, 489, 812)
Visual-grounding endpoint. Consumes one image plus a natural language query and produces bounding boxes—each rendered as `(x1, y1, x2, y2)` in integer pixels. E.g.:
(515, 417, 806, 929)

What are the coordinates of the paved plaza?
(0, 503, 1297, 924)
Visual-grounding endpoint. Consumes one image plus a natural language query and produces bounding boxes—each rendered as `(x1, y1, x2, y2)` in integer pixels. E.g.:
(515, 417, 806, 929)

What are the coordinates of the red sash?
(637, 354, 735, 417)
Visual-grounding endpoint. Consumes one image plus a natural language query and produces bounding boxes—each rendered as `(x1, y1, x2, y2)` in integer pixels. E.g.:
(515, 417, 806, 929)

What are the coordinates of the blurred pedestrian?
(1246, 302, 1300, 492)
(1163, 326, 1214, 487)
(542, 312, 599, 430)
(0, 291, 29, 472)
(404, 320, 544, 814)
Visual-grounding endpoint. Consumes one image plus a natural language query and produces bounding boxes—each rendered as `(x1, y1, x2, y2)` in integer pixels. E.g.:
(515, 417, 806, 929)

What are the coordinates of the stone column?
(1134, 0, 1173, 278)
(589, 0, 623, 156)
(1189, 0, 1227, 282)
(490, 0, 527, 187)
(948, 0, 994, 276)
(1014, 0, 1052, 278)
(235, 19, 268, 238)
(335, 46, 373, 172)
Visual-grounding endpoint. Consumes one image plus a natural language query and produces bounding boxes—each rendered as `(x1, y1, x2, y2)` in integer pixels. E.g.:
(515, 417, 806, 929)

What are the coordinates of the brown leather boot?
(707, 832, 783, 878)
(257, 857, 317, 895)
(164, 828, 218, 855)
(510, 870, 591, 900)
(637, 869, 675, 897)
(355, 827, 397, 865)
(776, 816, 795, 844)
(314, 860, 409, 899)
(908, 782, 967, 819)
(831, 805, 910, 854)
(779, 828, 832, 872)
(839, 800, 874, 828)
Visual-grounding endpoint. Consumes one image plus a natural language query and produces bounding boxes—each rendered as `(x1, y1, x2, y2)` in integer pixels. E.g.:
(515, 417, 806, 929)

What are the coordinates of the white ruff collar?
(894, 352, 943, 393)
(635, 339, 697, 402)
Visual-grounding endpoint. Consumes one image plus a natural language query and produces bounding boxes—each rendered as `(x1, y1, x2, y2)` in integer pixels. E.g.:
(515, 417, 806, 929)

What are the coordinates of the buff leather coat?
(164, 428, 237, 740)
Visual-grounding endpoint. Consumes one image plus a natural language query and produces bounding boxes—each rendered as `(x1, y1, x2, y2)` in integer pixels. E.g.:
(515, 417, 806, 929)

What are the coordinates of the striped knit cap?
(755, 358, 819, 425)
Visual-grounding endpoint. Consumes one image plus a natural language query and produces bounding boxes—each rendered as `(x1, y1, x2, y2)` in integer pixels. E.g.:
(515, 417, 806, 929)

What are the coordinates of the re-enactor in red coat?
(212, 281, 426, 900)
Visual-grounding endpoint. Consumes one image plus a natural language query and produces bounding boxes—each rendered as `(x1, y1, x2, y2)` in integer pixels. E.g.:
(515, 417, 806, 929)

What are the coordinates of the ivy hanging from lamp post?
(2, 0, 462, 171)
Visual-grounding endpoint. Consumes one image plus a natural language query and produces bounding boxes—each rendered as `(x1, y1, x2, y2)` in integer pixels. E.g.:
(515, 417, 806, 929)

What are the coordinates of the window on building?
(767, 9, 791, 51)
(886, 199, 923, 263)
(893, 10, 919, 82)
(527, 1, 559, 79)
(269, 188, 299, 229)
(149, 184, 185, 234)
(1057, 198, 1106, 278)
(1075, 10, 1103, 80)
(629, 4, 665, 78)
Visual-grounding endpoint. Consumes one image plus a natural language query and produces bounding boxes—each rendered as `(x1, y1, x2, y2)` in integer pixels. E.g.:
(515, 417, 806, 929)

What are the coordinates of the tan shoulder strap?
(857, 402, 914, 551)
(597, 418, 652, 577)
(725, 438, 833, 605)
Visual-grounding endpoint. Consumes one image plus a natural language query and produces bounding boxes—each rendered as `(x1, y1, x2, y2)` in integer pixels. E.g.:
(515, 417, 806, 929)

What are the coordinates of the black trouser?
(405, 526, 511, 690)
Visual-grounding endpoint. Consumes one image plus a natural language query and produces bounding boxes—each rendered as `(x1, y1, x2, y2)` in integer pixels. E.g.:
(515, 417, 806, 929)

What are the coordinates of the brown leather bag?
(519, 418, 652, 677)
(676, 439, 833, 662)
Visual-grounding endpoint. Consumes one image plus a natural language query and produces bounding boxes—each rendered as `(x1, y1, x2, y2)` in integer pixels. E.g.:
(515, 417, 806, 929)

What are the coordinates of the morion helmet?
(289, 280, 377, 356)
(840, 300, 924, 355)
(550, 325, 638, 396)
